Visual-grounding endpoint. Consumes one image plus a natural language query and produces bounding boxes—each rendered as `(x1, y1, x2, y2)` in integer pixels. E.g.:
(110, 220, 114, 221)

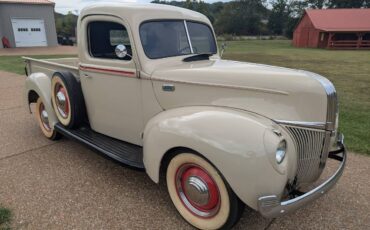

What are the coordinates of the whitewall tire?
(51, 72, 85, 129)
(166, 153, 244, 230)
(51, 74, 72, 126)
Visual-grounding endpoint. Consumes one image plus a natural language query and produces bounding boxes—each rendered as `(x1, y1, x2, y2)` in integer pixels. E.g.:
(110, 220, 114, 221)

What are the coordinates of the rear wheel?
(166, 153, 244, 230)
(35, 97, 60, 140)
(51, 72, 85, 129)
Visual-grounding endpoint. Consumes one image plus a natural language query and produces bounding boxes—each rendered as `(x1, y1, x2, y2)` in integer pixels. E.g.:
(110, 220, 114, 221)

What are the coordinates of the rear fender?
(25, 73, 58, 128)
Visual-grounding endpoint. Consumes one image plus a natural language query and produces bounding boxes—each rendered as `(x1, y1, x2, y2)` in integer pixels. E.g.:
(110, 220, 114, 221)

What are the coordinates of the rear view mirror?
(115, 44, 128, 58)
(220, 42, 227, 58)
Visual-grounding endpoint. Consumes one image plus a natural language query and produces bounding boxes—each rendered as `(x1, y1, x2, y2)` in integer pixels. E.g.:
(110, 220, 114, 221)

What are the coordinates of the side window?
(88, 21, 132, 60)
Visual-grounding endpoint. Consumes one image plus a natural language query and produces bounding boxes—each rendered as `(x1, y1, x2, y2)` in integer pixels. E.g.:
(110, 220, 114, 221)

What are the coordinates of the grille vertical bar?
(286, 126, 328, 185)
(326, 89, 338, 130)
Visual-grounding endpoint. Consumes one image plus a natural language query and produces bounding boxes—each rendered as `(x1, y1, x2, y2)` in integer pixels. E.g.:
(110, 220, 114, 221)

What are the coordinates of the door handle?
(162, 84, 175, 92)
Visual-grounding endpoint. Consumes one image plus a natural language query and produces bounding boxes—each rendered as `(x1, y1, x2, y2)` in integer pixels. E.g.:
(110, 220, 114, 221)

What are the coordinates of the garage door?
(11, 19, 47, 47)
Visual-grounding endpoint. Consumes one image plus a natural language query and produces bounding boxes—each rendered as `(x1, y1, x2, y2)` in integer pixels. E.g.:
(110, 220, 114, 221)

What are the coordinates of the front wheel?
(166, 153, 244, 230)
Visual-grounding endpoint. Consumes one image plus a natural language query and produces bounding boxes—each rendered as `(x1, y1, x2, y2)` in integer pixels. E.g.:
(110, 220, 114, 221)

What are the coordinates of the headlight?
(276, 140, 287, 164)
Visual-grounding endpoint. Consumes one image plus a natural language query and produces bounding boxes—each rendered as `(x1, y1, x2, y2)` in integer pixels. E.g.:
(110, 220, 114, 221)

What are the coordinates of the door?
(79, 16, 144, 146)
(301, 28, 309, 47)
(11, 19, 47, 47)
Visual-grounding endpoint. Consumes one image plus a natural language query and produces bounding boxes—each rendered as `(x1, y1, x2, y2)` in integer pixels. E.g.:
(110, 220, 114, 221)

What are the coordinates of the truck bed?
(23, 56, 80, 78)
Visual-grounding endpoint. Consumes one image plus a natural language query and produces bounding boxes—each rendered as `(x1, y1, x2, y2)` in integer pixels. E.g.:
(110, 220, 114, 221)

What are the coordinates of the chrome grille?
(279, 72, 338, 186)
(285, 126, 330, 185)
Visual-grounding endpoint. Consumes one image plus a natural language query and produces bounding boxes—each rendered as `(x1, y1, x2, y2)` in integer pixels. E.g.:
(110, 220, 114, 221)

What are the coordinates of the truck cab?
(24, 3, 346, 230)
(77, 4, 219, 146)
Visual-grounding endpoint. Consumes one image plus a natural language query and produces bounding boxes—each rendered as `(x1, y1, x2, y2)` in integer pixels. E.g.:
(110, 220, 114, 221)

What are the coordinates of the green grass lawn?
(0, 45, 368, 155)
(0, 55, 76, 75)
(0, 206, 11, 229)
(223, 40, 370, 155)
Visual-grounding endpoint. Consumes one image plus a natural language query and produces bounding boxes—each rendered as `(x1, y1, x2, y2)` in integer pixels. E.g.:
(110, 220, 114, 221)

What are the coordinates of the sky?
(53, 0, 229, 14)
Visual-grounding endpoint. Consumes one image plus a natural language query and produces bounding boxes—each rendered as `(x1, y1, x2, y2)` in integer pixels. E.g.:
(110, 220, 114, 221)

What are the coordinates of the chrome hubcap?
(55, 85, 69, 118)
(184, 176, 210, 206)
(39, 103, 51, 131)
(41, 110, 49, 125)
(176, 164, 221, 218)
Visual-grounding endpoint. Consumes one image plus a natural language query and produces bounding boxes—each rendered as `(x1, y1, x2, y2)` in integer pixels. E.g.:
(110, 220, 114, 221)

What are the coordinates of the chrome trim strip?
(275, 120, 327, 130)
(326, 90, 338, 131)
(151, 77, 290, 95)
(79, 65, 136, 78)
(300, 71, 338, 131)
(258, 139, 346, 218)
(184, 20, 194, 54)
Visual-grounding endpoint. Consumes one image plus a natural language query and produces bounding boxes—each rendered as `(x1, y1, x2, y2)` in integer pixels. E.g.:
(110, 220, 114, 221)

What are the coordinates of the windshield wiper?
(183, 53, 212, 62)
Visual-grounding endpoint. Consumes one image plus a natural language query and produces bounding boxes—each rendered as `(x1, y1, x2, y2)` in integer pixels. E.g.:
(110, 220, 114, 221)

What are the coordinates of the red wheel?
(51, 72, 85, 129)
(166, 153, 244, 230)
(51, 75, 72, 126)
(54, 82, 70, 120)
(176, 164, 221, 218)
(55, 83, 70, 119)
(35, 97, 60, 140)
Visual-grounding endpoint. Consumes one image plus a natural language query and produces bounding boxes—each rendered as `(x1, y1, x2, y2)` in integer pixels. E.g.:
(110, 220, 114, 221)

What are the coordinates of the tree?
(327, 0, 367, 8)
(302, 0, 370, 8)
(307, 0, 327, 8)
(284, 0, 370, 10)
(152, 0, 370, 37)
(151, 0, 220, 23)
(55, 11, 78, 37)
(193, 0, 214, 23)
(215, 0, 268, 35)
(268, 0, 290, 35)
(276, 0, 308, 38)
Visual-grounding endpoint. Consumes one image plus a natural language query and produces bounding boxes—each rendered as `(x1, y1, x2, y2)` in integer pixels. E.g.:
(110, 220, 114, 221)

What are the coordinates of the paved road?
(0, 71, 369, 229)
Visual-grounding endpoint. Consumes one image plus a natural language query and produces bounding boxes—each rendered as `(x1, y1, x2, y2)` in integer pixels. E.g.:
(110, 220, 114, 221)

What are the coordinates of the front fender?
(143, 106, 296, 210)
(25, 73, 58, 128)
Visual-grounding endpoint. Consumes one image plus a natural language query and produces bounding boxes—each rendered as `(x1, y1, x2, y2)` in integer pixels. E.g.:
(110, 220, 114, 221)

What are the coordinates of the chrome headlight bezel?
(276, 140, 287, 164)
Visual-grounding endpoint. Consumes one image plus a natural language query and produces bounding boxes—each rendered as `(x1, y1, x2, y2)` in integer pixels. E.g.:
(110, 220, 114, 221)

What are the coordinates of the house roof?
(306, 8, 370, 32)
(0, 0, 54, 5)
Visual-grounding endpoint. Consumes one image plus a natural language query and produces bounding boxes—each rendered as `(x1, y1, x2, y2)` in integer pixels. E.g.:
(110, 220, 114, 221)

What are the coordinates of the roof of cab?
(80, 3, 211, 27)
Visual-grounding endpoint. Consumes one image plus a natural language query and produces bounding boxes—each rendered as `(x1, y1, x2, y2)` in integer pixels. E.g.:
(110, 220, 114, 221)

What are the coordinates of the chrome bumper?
(258, 136, 346, 219)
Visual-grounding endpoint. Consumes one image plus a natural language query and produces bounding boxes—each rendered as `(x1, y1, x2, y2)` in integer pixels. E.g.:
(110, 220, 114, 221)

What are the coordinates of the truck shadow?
(61, 138, 272, 229)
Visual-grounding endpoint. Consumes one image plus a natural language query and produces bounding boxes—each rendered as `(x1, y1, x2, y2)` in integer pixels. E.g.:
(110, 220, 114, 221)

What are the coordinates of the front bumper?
(258, 135, 346, 218)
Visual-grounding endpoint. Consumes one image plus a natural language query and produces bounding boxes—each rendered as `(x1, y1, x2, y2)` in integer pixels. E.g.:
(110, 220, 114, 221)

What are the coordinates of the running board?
(55, 123, 144, 169)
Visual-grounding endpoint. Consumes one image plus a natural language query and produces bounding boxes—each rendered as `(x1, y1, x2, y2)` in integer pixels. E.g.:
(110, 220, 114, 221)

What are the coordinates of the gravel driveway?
(0, 70, 369, 229)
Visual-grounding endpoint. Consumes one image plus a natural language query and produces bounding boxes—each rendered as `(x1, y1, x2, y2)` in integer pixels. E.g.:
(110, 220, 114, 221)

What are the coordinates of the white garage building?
(0, 0, 58, 48)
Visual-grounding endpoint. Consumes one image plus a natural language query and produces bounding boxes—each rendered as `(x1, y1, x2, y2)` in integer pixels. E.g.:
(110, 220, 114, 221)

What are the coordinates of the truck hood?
(151, 59, 331, 124)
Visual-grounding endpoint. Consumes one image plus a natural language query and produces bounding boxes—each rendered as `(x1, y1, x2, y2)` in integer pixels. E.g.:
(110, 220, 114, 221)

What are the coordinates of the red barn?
(293, 9, 370, 49)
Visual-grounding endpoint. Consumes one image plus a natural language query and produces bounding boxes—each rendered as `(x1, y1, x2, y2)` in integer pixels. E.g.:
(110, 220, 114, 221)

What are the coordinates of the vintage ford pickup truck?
(24, 3, 346, 230)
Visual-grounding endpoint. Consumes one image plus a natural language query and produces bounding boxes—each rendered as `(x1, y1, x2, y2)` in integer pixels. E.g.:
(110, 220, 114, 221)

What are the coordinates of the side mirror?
(115, 44, 128, 59)
(220, 42, 227, 58)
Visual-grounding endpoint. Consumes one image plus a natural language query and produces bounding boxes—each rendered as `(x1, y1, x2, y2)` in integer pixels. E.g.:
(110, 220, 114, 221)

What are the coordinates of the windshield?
(140, 20, 217, 59)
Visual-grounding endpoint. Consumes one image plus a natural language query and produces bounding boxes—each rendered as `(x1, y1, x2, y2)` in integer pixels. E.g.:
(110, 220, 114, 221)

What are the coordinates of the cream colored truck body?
(24, 3, 346, 218)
